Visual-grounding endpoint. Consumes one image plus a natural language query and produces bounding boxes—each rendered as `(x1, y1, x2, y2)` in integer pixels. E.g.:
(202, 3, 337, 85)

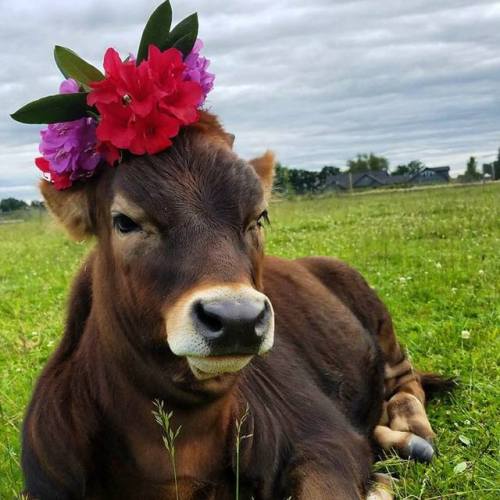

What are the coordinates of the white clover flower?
(461, 330, 471, 340)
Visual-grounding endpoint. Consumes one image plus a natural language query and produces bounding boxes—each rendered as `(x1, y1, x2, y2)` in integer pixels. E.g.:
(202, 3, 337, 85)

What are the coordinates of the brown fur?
(22, 112, 443, 499)
(249, 151, 275, 198)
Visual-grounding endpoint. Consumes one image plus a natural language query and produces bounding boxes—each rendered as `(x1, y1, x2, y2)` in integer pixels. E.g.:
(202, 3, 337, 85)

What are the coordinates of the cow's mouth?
(187, 354, 253, 380)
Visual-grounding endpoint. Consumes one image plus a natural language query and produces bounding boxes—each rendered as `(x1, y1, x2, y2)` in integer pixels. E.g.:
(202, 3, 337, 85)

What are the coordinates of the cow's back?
(258, 255, 385, 434)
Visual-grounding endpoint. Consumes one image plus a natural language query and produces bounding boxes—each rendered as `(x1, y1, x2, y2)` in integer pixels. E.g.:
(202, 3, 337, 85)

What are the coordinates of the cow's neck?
(77, 304, 241, 488)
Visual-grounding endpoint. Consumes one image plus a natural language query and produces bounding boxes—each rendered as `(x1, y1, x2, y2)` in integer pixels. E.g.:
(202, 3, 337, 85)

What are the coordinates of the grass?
(152, 400, 182, 500)
(234, 403, 252, 500)
(1, 183, 499, 498)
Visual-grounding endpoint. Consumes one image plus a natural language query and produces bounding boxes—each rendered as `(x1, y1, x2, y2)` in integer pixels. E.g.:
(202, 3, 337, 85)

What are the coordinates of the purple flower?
(39, 79, 101, 182)
(183, 39, 215, 106)
(59, 78, 79, 94)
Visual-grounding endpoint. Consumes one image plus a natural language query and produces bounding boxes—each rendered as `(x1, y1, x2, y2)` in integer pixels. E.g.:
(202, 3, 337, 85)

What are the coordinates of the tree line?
(1, 149, 499, 210)
(274, 149, 500, 195)
(0, 198, 44, 213)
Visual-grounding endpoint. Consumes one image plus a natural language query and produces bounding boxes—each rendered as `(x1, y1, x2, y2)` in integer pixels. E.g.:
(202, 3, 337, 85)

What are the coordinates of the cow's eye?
(112, 213, 141, 234)
(257, 210, 270, 228)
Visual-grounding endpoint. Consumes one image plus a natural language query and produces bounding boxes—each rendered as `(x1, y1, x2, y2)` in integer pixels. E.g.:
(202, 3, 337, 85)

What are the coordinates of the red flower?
(88, 46, 202, 157)
(147, 45, 201, 123)
(96, 141, 121, 166)
(129, 109, 180, 155)
(35, 157, 72, 190)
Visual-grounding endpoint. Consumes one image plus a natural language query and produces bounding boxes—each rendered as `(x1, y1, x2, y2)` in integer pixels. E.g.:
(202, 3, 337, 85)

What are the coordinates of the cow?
(22, 112, 450, 499)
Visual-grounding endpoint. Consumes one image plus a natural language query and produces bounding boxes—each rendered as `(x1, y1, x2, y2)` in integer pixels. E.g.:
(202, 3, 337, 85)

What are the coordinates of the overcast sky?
(1, 0, 499, 200)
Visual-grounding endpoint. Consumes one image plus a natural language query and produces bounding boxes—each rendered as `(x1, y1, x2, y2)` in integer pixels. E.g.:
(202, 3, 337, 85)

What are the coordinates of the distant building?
(409, 166, 450, 184)
(482, 162, 499, 180)
(326, 171, 392, 190)
(326, 167, 450, 190)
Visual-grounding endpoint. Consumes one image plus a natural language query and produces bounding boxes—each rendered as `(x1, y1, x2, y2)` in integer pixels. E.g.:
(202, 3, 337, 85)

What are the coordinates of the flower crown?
(11, 1, 215, 190)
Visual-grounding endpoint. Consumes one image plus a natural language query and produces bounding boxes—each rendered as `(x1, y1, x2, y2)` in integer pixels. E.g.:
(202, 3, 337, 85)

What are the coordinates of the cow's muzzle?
(192, 297, 271, 354)
(165, 285, 274, 379)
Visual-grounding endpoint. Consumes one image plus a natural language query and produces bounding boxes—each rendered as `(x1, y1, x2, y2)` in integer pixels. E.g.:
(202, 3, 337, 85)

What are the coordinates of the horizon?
(2, 160, 495, 202)
(1, 1, 499, 199)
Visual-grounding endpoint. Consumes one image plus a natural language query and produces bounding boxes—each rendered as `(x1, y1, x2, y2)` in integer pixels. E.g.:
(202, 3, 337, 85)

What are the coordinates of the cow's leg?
(287, 462, 363, 500)
(375, 318, 435, 462)
(284, 434, 373, 500)
(374, 423, 434, 462)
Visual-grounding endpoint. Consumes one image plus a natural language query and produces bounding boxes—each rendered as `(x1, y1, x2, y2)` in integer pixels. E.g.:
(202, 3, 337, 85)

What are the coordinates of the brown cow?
(22, 112, 449, 500)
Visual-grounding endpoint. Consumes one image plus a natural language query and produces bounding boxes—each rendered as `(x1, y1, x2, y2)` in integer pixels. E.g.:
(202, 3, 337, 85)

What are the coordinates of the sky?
(1, 0, 499, 200)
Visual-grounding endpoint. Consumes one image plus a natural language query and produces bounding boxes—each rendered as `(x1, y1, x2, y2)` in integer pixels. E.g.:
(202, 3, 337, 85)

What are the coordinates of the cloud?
(1, 0, 499, 199)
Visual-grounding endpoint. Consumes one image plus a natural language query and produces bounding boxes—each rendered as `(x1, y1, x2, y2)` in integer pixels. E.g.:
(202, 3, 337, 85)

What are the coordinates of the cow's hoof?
(405, 435, 434, 463)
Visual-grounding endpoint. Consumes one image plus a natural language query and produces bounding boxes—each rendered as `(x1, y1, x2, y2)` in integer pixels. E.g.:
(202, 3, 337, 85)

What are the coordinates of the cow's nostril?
(256, 301, 270, 328)
(194, 301, 223, 334)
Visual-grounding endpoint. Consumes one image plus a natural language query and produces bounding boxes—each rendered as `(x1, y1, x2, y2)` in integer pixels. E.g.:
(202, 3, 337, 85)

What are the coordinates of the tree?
(273, 163, 341, 195)
(273, 163, 294, 195)
(319, 165, 341, 184)
(392, 160, 424, 176)
(0, 198, 28, 212)
(288, 168, 321, 194)
(407, 160, 425, 175)
(392, 164, 410, 176)
(347, 153, 389, 173)
(320, 165, 340, 177)
(482, 148, 500, 180)
(463, 156, 481, 181)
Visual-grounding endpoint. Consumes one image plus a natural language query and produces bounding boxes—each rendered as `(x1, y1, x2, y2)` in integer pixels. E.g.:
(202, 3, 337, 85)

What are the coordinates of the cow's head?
(41, 112, 275, 391)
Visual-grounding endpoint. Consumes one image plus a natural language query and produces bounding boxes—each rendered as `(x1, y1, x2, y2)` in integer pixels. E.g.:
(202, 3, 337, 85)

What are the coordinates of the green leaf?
(54, 46, 104, 89)
(137, 0, 173, 64)
(10, 93, 89, 124)
(165, 13, 198, 56)
(453, 461, 468, 474)
(458, 435, 471, 446)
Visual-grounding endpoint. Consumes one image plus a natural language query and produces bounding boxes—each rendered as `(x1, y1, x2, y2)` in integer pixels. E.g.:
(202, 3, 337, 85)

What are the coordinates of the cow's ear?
(249, 151, 275, 200)
(40, 181, 95, 240)
(225, 133, 235, 149)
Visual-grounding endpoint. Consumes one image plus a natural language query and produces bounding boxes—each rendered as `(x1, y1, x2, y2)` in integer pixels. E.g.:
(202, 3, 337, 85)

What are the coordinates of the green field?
(1, 183, 499, 498)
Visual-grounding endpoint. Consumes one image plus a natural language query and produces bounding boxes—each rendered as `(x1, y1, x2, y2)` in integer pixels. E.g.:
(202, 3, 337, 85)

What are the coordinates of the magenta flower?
(183, 39, 215, 106)
(38, 79, 102, 184)
(59, 78, 80, 94)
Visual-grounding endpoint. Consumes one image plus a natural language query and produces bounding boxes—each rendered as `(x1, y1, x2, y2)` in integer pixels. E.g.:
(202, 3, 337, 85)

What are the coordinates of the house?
(326, 167, 450, 190)
(326, 170, 392, 190)
(409, 166, 450, 184)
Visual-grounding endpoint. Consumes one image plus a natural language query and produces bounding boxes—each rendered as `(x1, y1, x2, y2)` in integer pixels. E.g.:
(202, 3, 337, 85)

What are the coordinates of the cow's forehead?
(110, 133, 264, 226)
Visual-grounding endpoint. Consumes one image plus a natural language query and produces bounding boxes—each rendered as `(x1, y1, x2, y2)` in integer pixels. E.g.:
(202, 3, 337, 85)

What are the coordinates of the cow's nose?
(192, 298, 271, 354)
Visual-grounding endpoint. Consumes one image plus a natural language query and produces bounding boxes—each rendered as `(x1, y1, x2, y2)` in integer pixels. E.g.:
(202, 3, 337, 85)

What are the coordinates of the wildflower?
(461, 330, 471, 340)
